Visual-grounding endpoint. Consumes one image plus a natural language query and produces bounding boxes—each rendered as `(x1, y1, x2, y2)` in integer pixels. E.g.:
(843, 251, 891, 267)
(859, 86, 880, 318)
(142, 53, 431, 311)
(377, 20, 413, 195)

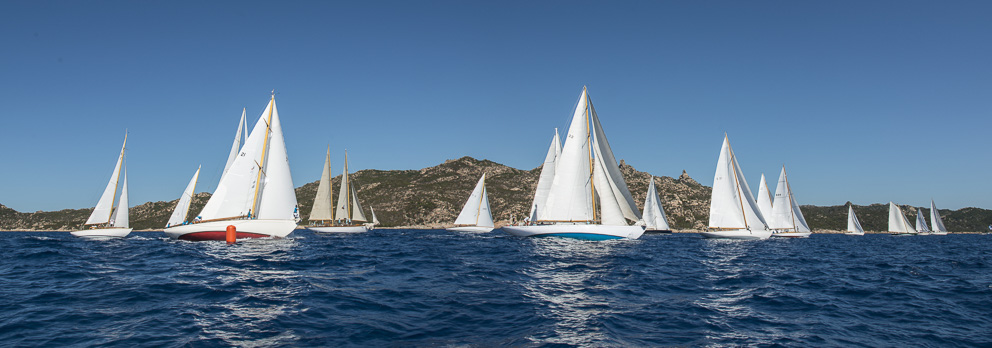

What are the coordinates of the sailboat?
(699, 135, 772, 240)
(528, 129, 561, 221)
(845, 204, 865, 235)
(164, 94, 300, 240)
(72, 134, 132, 239)
(930, 200, 948, 235)
(310, 151, 370, 233)
(165, 166, 200, 228)
(365, 207, 380, 231)
(447, 174, 495, 232)
(915, 207, 932, 235)
(642, 177, 672, 233)
(756, 174, 774, 220)
(768, 166, 812, 238)
(502, 87, 645, 240)
(888, 202, 917, 236)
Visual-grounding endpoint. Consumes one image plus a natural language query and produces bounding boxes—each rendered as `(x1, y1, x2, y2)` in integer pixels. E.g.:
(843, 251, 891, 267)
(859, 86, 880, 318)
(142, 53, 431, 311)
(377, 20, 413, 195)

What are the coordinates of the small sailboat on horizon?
(72, 133, 132, 239)
(165, 166, 201, 228)
(915, 206, 932, 235)
(846, 204, 865, 235)
(502, 87, 645, 240)
(768, 166, 812, 238)
(699, 134, 772, 240)
(888, 202, 917, 236)
(309, 150, 373, 233)
(642, 177, 672, 233)
(447, 174, 495, 233)
(930, 199, 949, 235)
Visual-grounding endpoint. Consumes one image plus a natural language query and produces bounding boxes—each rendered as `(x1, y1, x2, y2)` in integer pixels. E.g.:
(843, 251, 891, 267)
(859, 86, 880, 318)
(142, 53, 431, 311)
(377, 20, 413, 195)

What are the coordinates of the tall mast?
(250, 92, 275, 218)
(584, 87, 598, 222)
(345, 150, 351, 220)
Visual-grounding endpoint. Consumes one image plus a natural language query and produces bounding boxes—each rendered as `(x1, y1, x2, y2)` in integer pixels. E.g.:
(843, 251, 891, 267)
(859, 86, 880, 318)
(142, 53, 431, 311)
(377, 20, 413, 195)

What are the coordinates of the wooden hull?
(164, 219, 296, 241)
(71, 227, 132, 239)
(502, 224, 644, 240)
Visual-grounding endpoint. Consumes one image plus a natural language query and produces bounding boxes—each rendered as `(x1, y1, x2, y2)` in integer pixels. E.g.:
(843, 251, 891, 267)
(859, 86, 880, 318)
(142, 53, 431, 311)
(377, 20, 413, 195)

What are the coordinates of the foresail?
(589, 99, 641, 222)
(255, 98, 298, 220)
(198, 100, 269, 220)
(530, 129, 561, 220)
(112, 172, 129, 228)
(593, 149, 626, 226)
(86, 135, 126, 225)
(543, 88, 594, 221)
(309, 148, 334, 221)
(350, 185, 368, 222)
(478, 187, 495, 228)
(454, 175, 486, 225)
(730, 144, 768, 230)
(223, 108, 246, 177)
(166, 166, 200, 227)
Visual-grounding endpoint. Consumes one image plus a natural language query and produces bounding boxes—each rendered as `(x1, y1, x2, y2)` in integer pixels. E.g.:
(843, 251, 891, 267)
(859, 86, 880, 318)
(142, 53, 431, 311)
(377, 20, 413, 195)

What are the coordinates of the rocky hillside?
(2, 157, 990, 231)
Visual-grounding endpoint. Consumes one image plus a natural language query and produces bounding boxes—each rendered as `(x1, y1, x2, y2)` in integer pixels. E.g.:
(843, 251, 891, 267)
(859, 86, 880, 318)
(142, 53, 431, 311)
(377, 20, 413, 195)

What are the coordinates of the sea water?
(1, 230, 990, 346)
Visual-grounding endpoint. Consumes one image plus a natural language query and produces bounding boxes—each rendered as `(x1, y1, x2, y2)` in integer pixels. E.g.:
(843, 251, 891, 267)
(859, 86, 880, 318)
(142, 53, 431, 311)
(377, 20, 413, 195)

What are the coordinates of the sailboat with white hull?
(888, 202, 917, 236)
(915, 206, 932, 235)
(164, 94, 300, 241)
(699, 135, 772, 240)
(309, 151, 370, 233)
(930, 200, 948, 235)
(447, 174, 495, 233)
(72, 134, 132, 239)
(846, 204, 865, 235)
(503, 87, 645, 240)
(642, 177, 672, 233)
(769, 166, 812, 238)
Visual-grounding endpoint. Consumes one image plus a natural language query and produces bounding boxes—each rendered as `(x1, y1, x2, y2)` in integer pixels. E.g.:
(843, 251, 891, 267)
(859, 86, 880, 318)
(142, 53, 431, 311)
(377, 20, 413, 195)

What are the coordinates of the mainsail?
(930, 200, 948, 233)
(888, 202, 916, 233)
(85, 134, 127, 226)
(309, 147, 334, 221)
(166, 166, 200, 227)
(915, 207, 931, 233)
(769, 166, 811, 232)
(756, 174, 773, 220)
(847, 204, 865, 234)
(642, 178, 671, 230)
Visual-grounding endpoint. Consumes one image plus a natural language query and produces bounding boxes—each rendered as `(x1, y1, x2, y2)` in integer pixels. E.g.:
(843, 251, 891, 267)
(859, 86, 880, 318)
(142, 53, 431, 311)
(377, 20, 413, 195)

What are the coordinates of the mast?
(584, 87, 597, 222)
(250, 93, 275, 218)
(345, 151, 351, 220)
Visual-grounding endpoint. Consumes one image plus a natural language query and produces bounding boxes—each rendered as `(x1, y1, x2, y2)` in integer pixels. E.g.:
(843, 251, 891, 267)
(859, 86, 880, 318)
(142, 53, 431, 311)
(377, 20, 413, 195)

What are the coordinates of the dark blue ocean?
(1, 230, 991, 347)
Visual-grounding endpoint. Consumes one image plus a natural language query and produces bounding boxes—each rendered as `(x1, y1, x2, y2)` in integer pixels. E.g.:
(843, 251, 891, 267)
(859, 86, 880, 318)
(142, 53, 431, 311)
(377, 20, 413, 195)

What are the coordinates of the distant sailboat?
(165, 166, 200, 228)
(915, 207, 932, 235)
(310, 151, 370, 233)
(366, 207, 380, 231)
(756, 173, 774, 220)
(699, 134, 772, 240)
(846, 204, 865, 235)
(448, 174, 495, 233)
(164, 94, 300, 240)
(930, 200, 948, 235)
(769, 166, 812, 238)
(888, 202, 917, 236)
(528, 129, 561, 221)
(72, 133, 132, 239)
(642, 177, 672, 233)
(502, 87, 645, 240)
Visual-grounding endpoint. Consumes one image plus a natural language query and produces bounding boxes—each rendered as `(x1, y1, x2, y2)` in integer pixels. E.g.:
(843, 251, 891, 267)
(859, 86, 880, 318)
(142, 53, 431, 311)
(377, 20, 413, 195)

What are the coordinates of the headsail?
(166, 166, 200, 227)
(309, 147, 334, 221)
(589, 97, 641, 223)
(335, 152, 352, 220)
(847, 204, 865, 234)
(223, 108, 247, 177)
(530, 129, 561, 220)
(86, 134, 127, 225)
(112, 170, 129, 228)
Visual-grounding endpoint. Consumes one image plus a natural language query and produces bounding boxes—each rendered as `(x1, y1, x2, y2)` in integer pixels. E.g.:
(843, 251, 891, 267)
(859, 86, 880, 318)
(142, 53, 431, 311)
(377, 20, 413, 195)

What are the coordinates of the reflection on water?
(522, 237, 622, 346)
(181, 237, 304, 347)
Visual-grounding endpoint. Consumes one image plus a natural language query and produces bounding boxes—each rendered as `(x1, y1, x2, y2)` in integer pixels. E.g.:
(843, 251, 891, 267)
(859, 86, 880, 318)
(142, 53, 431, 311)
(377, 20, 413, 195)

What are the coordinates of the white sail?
(642, 178, 672, 230)
(888, 202, 916, 233)
(847, 205, 865, 234)
(709, 135, 768, 230)
(769, 166, 810, 232)
(478, 187, 494, 228)
(543, 88, 594, 221)
(371, 206, 380, 225)
(198, 98, 274, 220)
(112, 171, 129, 228)
(589, 100, 641, 222)
(335, 152, 352, 220)
(915, 207, 931, 233)
(86, 134, 127, 225)
(530, 129, 561, 220)
(309, 148, 334, 221)
(593, 149, 626, 226)
(223, 108, 247, 177)
(254, 99, 298, 221)
(756, 174, 773, 219)
(930, 200, 948, 233)
(455, 174, 488, 225)
(350, 183, 367, 222)
(166, 166, 200, 227)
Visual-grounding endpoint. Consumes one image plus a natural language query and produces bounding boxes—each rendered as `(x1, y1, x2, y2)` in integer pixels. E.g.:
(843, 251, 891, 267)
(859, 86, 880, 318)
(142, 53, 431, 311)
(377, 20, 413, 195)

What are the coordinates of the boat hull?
(890, 232, 918, 236)
(71, 227, 133, 239)
(699, 229, 772, 240)
(645, 229, 673, 234)
(446, 226, 494, 233)
(845, 232, 865, 236)
(502, 224, 644, 240)
(308, 225, 368, 233)
(164, 220, 297, 241)
(772, 232, 812, 238)
(930, 232, 948, 236)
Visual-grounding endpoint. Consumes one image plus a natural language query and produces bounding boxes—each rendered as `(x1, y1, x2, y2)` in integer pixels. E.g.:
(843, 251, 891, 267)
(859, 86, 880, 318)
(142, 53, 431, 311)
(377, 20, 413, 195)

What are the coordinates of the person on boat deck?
(194, 216, 202, 223)
(523, 216, 531, 226)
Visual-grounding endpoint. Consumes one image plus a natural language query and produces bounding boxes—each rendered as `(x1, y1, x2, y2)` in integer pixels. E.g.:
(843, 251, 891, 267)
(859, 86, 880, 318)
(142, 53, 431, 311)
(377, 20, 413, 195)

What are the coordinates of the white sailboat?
(642, 177, 672, 233)
(756, 174, 774, 220)
(930, 200, 949, 235)
(365, 206, 380, 231)
(769, 166, 812, 238)
(165, 166, 200, 228)
(528, 129, 561, 221)
(915, 207, 932, 235)
(845, 204, 865, 235)
(72, 134, 132, 239)
(310, 151, 370, 233)
(502, 87, 645, 240)
(699, 135, 772, 240)
(164, 94, 300, 240)
(447, 174, 495, 233)
(888, 202, 917, 236)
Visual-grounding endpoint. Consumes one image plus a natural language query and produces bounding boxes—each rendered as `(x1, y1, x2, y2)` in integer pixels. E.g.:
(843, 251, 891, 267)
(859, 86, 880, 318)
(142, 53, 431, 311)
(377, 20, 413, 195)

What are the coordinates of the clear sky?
(2, 1, 990, 212)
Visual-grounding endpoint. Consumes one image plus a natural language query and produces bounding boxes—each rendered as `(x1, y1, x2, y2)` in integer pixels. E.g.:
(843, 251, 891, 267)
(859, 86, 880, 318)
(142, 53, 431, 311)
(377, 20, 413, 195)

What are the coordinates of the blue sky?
(2, 1, 990, 212)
